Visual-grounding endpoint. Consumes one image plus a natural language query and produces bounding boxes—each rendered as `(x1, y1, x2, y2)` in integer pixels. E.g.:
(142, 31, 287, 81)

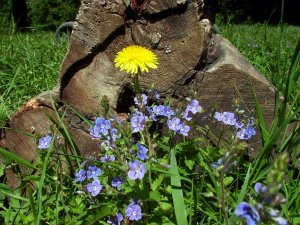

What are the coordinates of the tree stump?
(1, 0, 277, 186)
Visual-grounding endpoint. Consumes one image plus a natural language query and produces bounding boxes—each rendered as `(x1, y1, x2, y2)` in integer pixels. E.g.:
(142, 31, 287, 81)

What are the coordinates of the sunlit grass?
(0, 30, 68, 125)
(219, 24, 300, 84)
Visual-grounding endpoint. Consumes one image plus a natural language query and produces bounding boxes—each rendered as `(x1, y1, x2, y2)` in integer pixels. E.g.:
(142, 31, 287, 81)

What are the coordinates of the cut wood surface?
(1, 0, 278, 183)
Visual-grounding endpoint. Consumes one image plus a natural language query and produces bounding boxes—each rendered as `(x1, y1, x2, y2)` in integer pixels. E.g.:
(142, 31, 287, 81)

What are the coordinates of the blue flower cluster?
(111, 176, 124, 191)
(89, 117, 112, 138)
(136, 143, 148, 161)
(75, 163, 125, 197)
(89, 114, 149, 182)
(106, 200, 143, 224)
(73, 114, 147, 221)
(130, 93, 203, 137)
(235, 182, 288, 225)
(74, 116, 127, 197)
(214, 111, 256, 140)
(130, 110, 148, 133)
(125, 200, 142, 221)
(75, 165, 103, 196)
(152, 99, 202, 136)
(72, 92, 204, 222)
(107, 213, 123, 225)
(235, 201, 260, 225)
(128, 159, 146, 180)
(100, 154, 115, 163)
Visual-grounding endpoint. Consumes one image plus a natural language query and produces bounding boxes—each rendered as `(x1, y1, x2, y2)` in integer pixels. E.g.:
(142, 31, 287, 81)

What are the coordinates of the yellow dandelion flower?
(114, 45, 158, 75)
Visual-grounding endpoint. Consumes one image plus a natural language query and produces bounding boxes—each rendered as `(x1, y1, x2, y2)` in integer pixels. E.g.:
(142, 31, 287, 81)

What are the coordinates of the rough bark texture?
(1, 0, 278, 186)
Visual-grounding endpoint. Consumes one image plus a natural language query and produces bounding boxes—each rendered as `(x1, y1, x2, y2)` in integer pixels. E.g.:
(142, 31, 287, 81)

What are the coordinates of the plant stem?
(220, 163, 229, 225)
(133, 72, 141, 95)
(144, 125, 155, 157)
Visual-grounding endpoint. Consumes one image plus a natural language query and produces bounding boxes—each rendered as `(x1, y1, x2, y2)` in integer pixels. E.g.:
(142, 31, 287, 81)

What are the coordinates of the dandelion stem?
(133, 72, 141, 95)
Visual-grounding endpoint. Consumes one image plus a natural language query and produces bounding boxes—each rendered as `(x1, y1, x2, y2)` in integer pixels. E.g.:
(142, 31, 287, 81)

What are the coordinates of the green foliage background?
(217, 0, 252, 23)
(0, 0, 12, 29)
(27, 0, 81, 29)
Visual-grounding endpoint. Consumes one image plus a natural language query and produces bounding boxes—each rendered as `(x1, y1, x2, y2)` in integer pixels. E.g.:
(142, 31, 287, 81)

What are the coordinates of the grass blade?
(26, 184, 37, 219)
(252, 86, 268, 144)
(63, 102, 93, 127)
(0, 147, 36, 169)
(170, 148, 188, 225)
(35, 130, 57, 225)
(228, 163, 252, 224)
(0, 189, 29, 202)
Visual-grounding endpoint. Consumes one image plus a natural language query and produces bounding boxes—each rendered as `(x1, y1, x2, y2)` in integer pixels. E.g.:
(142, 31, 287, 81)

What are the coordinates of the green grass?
(219, 24, 300, 86)
(0, 23, 299, 224)
(0, 30, 68, 126)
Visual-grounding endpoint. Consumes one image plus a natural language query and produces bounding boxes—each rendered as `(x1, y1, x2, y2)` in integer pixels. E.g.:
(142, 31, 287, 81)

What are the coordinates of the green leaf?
(291, 216, 300, 225)
(229, 164, 252, 224)
(162, 216, 176, 225)
(84, 205, 113, 224)
(148, 216, 175, 225)
(0, 183, 9, 191)
(149, 191, 161, 201)
(201, 191, 214, 198)
(170, 148, 188, 225)
(184, 159, 195, 170)
(35, 130, 57, 225)
(0, 183, 10, 200)
(151, 175, 164, 191)
(64, 102, 93, 127)
(45, 208, 56, 220)
(151, 167, 192, 183)
(0, 147, 36, 169)
(0, 164, 4, 177)
(160, 201, 172, 211)
(251, 81, 269, 144)
(22, 175, 41, 182)
(19, 211, 34, 224)
(223, 176, 234, 186)
(70, 197, 86, 214)
(237, 163, 252, 203)
(26, 184, 37, 219)
(0, 189, 29, 202)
